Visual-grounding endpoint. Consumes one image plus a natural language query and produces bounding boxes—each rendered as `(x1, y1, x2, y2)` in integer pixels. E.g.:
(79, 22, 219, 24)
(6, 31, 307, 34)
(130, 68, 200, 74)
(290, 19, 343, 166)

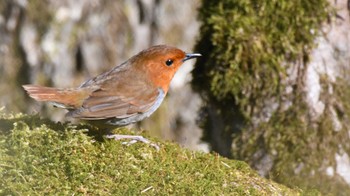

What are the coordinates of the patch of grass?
(0, 111, 299, 195)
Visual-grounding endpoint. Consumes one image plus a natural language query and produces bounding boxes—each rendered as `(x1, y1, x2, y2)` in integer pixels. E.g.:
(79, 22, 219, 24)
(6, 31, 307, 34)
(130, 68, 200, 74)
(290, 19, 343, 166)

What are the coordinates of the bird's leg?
(106, 134, 160, 151)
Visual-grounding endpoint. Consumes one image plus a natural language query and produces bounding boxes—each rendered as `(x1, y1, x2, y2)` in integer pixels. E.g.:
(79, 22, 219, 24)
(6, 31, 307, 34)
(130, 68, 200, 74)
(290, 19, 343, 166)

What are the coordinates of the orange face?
(131, 45, 185, 92)
(145, 49, 186, 92)
(122, 45, 201, 93)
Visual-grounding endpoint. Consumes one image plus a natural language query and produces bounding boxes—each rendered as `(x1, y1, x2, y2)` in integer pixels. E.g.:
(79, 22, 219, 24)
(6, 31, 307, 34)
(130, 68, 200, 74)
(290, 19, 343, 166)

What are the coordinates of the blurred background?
(1, 0, 350, 194)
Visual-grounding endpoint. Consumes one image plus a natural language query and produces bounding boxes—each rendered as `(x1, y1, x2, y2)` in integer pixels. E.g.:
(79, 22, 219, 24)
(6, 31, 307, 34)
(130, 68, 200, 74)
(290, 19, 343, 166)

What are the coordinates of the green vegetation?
(193, 0, 329, 109)
(192, 0, 350, 194)
(0, 111, 299, 195)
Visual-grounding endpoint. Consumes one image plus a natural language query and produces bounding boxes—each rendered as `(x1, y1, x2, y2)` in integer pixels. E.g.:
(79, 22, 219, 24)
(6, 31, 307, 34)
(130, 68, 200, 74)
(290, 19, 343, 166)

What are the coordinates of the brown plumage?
(23, 45, 201, 126)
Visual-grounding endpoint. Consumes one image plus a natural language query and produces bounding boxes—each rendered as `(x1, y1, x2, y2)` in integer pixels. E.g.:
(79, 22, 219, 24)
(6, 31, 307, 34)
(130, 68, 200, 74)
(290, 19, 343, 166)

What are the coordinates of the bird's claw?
(122, 140, 138, 146)
(106, 134, 160, 151)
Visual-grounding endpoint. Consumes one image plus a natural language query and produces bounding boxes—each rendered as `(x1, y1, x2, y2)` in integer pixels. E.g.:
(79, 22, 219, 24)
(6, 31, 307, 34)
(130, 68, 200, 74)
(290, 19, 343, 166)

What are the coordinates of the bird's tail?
(22, 85, 88, 109)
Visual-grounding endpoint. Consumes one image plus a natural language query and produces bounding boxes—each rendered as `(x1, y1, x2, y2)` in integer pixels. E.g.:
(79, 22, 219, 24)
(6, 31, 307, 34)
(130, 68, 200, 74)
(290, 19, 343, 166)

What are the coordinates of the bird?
(23, 45, 201, 148)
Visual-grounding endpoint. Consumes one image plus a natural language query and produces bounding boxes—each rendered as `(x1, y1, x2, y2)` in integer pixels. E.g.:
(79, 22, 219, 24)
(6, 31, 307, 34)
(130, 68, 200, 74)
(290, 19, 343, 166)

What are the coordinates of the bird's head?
(132, 45, 201, 92)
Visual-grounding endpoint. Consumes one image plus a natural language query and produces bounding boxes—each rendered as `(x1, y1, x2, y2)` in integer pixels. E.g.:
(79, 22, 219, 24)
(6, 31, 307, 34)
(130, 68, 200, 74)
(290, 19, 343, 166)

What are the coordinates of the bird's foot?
(106, 134, 160, 151)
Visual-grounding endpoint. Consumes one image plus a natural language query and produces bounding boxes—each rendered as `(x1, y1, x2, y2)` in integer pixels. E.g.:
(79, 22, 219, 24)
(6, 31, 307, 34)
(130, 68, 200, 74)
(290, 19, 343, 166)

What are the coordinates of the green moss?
(0, 111, 299, 195)
(191, 0, 348, 194)
(193, 0, 328, 117)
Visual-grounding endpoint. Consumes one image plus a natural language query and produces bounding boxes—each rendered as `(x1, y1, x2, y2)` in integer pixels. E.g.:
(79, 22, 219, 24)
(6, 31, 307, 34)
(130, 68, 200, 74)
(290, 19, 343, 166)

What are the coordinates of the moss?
(193, 0, 328, 117)
(191, 0, 349, 194)
(0, 111, 299, 195)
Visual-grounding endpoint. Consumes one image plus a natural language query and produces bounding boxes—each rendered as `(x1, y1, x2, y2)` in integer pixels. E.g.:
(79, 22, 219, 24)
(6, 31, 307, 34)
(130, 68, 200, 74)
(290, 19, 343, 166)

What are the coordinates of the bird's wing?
(67, 77, 160, 120)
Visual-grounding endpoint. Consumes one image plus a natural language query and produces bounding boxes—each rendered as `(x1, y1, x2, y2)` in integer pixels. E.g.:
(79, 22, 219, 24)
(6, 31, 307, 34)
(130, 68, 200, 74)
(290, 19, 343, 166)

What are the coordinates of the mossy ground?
(0, 111, 299, 195)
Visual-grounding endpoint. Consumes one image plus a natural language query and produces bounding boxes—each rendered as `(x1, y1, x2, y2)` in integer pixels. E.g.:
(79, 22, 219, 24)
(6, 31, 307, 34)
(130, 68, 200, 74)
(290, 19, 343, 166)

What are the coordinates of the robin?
(23, 45, 201, 148)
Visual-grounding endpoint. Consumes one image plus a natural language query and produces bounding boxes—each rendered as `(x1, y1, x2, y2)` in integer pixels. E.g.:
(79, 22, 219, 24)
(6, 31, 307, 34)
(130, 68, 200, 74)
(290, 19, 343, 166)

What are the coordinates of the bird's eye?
(165, 59, 173, 66)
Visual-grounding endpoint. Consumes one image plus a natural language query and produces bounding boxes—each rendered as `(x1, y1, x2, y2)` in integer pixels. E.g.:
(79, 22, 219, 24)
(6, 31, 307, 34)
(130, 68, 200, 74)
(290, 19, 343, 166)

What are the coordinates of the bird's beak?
(183, 53, 202, 62)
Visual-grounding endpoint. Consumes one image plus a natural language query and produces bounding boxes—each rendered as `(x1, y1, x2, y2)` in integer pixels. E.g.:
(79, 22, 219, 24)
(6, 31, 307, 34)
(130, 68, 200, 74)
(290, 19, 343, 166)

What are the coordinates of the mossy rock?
(191, 0, 350, 194)
(0, 112, 300, 195)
